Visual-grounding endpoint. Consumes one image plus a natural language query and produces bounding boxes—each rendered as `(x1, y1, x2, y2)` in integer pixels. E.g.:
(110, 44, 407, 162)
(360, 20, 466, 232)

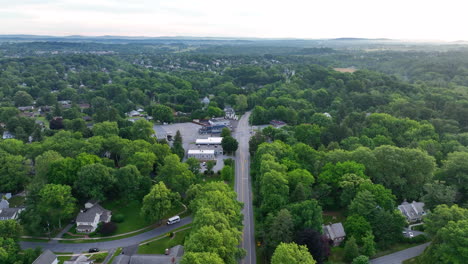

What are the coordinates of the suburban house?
(398, 200, 426, 222)
(2, 131, 15, 139)
(187, 149, 216, 160)
(76, 201, 112, 233)
(323, 223, 346, 246)
(64, 255, 93, 264)
(0, 199, 24, 221)
(112, 245, 184, 264)
(33, 249, 58, 264)
(201, 96, 210, 105)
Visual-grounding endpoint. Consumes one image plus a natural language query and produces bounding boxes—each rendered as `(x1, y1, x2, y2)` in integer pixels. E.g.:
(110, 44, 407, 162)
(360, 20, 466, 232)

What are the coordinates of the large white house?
(76, 201, 112, 233)
(398, 201, 426, 222)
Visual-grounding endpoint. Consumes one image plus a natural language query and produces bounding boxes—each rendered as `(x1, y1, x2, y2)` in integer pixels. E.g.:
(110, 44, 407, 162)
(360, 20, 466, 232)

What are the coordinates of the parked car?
(89, 248, 100, 253)
(409, 232, 414, 238)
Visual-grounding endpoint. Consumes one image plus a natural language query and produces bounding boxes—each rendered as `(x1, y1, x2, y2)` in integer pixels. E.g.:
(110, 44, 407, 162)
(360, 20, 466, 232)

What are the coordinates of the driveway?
(370, 242, 430, 264)
(20, 217, 192, 253)
(234, 112, 256, 264)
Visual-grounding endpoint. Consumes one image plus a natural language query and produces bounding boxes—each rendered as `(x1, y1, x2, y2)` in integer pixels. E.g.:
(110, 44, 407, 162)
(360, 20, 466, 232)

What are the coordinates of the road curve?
(20, 217, 192, 253)
(370, 242, 430, 264)
(234, 112, 257, 264)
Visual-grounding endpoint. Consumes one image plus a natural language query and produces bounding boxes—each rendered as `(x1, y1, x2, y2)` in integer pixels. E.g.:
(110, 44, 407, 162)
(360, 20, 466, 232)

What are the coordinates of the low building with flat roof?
(187, 149, 216, 160)
(196, 137, 223, 145)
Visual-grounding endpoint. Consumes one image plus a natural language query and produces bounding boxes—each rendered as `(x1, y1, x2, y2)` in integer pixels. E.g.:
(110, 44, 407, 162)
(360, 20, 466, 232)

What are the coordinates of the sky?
(0, 0, 467, 41)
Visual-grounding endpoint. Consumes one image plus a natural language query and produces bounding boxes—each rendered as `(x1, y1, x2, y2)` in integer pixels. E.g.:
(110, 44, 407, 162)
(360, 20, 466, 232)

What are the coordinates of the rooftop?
(32, 250, 57, 264)
(188, 149, 215, 155)
(195, 137, 223, 145)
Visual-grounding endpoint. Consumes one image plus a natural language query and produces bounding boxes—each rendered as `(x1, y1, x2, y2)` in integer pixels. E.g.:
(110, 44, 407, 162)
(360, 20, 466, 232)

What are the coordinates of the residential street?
(370, 242, 431, 264)
(20, 217, 192, 253)
(234, 112, 257, 264)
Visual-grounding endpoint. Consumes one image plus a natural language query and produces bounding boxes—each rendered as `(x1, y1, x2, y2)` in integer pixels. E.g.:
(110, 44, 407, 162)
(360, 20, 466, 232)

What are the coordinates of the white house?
(2, 131, 15, 139)
(187, 149, 216, 160)
(76, 201, 112, 233)
(33, 250, 58, 264)
(201, 96, 210, 105)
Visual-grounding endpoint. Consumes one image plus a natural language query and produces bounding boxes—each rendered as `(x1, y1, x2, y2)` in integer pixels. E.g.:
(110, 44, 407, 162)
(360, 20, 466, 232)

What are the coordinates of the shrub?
(112, 214, 125, 223)
(99, 222, 117, 236)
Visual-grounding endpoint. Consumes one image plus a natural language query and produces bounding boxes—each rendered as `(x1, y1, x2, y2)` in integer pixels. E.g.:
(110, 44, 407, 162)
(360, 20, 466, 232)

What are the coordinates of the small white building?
(196, 137, 223, 145)
(187, 149, 216, 160)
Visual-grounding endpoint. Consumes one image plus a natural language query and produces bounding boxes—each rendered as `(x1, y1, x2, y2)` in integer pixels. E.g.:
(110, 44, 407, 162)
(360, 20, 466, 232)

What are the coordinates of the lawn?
(57, 256, 71, 264)
(137, 229, 190, 254)
(326, 247, 346, 264)
(403, 256, 422, 264)
(7, 196, 25, 207)
(89, 252, 109, 263)
(101, 200, 149, 234)
(323, 210, 346, 224)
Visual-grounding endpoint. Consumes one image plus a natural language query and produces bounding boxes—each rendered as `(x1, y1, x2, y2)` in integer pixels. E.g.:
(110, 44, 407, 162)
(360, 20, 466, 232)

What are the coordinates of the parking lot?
(153, 122, 233, 173)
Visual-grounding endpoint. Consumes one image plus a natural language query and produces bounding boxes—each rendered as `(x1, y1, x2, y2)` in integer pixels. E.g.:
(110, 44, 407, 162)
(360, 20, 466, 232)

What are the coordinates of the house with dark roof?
(0, 199, 24, 221)
(76, 201, 111, 233)
(112, 245, 184, 264)
(32, 249, 58, 264)
(323, 223, 346, 246)
(398, 201, 426, 222)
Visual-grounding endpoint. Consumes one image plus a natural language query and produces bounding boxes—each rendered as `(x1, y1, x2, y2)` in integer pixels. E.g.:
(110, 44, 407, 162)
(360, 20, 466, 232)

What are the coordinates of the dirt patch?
(334, 67, 357, 73)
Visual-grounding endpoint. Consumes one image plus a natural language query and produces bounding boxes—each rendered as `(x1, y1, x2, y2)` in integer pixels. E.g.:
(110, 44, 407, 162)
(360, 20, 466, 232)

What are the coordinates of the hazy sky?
(0, 0, 466, 41)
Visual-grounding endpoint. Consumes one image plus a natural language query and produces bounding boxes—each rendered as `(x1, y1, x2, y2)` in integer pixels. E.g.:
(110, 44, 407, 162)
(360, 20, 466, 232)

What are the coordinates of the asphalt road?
(20, 217, 192, 253)
(234, 112, 256, 264)
(370, 242, 431, 264)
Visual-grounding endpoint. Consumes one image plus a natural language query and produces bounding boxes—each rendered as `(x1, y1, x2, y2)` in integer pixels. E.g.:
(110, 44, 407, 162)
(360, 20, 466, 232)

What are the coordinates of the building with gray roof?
(398, 200, 426, 222)
(323, 222, 346, 246)
(32, 249, 58, 264)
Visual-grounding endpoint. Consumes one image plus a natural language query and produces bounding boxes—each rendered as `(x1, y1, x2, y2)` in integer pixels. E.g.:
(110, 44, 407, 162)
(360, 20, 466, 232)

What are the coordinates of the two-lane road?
(20, 217, 192, 253)
(234, 112, 256, 264)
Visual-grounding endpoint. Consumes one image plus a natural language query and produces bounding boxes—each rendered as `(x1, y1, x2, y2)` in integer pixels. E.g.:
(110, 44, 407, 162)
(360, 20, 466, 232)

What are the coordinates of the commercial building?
(187, 149, 216, 160)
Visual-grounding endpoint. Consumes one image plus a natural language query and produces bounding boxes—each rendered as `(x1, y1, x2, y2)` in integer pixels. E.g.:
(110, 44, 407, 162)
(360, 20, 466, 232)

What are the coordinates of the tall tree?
(181, 252, 224, 264)
(74, 163, 115, 201)
(114, 165, 150, 201)
(344, 236, 360, 263)
(222, 136, 239, 154)
(295, 228, 329, 264)
(37, 184, 76, 228)
(158, 154, 195, 194)
(265, 209, 295, 257)
(171, 130, 185, 160)
(0, 151, 28, 193)
(141, 181, 178, 223)
(288, 200, 323, 232)
(34, 150, 64, 181)
(271, 242, 316, 264)
(344, 215, 373, 245)
(92, 121, 119, 137)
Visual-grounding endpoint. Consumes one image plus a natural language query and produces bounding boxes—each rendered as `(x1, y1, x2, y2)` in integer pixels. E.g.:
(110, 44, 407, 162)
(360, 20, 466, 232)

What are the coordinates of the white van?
(167, 216, 181, 225)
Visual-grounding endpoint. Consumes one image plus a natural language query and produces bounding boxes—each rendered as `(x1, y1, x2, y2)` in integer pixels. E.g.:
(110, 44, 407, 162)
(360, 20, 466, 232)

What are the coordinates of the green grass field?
(137, 229, 190, 254)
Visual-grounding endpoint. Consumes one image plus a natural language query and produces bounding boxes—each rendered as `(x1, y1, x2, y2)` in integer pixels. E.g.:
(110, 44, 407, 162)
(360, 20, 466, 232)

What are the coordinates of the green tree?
(0, 151, 28, 193)
(92, 121, 119, 137)
(424, 204, 468, 237)
(422, 182, 457, 210)
(349, 191, 377, 218)
(352, 255, 369, 264)
(287, 169, 315, 195)
(181, 252, 224, 264)
(221, 127, 232, 137)
(171, 130, 185, 160)
(141, 182, 178, 223)
(288, 200, 323, 232)
(265, 209, 295, 256)
(126, 151, 157, 176)
(344, 215, 372, 245)
(149, 104, 174, 123)
(344, 236, 360, 263)
(114, 165, 150, 201)
(130, 119, 155, 142)
(370, 210, 406, 248)
(158, 154, 195, 194)
(185, 157, 200, 175)
(294, 124, 322, 148)
(74, 163, 115, 201)
(34, 150, 64, 181)
(37, 184, 76, 228)
(421, 219, 468, 264)
(260, 171, 289, 215)
(221, 165, 234, 182)
(0, 220, 22, 240)
(271, 242, 316, 264)
(437, 151, 468, 204)
(360, 232, 376, 257)
(184, 225, 243, 264)
(222, 136, 239, 154)
(14, 91, 34, 106)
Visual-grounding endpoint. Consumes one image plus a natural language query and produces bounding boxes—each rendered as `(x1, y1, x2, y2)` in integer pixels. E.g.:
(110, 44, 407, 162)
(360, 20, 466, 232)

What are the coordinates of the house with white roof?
(187, 149, 216, 160)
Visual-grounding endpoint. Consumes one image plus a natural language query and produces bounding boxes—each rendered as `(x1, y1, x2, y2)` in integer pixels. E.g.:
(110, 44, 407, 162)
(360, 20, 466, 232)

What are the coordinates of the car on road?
(167, 215, 181, 225)
(88, 248, 99, 253)
(409, 232, 414, 238)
